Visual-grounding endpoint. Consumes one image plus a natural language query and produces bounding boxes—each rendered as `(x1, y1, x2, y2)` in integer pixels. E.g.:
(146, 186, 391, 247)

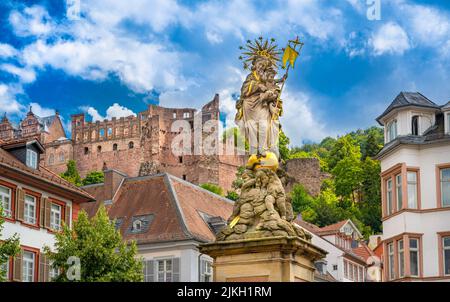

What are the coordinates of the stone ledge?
(199, 236, 327, 261)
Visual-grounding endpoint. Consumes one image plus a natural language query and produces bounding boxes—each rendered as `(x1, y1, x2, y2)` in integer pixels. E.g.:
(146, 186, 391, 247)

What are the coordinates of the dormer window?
(132, 219, 142, 231)
(411, 115, 419, 136)
(26, 149, 38, 169)
(386, 120, 398, 142)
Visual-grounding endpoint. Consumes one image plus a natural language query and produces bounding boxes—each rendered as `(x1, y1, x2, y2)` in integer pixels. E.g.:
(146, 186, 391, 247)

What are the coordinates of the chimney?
(103, 169, 127, 204)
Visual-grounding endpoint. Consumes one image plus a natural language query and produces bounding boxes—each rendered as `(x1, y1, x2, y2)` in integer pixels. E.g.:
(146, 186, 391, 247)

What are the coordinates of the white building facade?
(376, 92, 450, 281)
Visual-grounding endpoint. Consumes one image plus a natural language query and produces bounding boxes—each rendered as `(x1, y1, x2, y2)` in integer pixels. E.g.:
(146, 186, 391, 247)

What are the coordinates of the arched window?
(113, 143, 118, 151)
(99, 129, 105, 138)
(59, 152, 65, 162)
(412, 116, 419, 136)
(97, 145, 102, 153)
(48, 154, 54, 165)
(91, 130, 96, 140)
(387, 120, 398, 142)
(128, 141, 134, 149)
(84, 147, 89, 155)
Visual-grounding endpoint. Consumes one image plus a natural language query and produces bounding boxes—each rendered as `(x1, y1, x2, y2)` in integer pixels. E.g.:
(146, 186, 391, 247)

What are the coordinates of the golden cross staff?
(273, 36, 304, 120)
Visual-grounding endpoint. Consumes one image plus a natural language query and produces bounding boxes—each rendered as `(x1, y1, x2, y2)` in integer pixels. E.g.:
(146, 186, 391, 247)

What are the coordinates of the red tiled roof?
(316, 220, 348, 235)
(352, 242, 375, 262)
(80, 173, 233, 244)
(0, 147, 93, 201)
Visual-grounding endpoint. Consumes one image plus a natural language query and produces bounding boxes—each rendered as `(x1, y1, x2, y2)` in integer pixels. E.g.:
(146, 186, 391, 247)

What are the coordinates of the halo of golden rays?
(239, 37, 282, 70)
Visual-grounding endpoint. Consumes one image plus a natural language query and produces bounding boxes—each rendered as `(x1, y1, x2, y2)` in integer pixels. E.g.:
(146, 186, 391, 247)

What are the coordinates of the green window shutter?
(173, 258, 180, 282)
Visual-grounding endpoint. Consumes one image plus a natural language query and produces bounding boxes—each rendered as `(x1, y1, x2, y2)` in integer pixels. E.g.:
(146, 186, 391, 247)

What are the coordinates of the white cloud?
(28, 102, 55, 117)
(81, 103, 136, 122)
(370, 22, 410, 56)
(400, 4, 450, 47)
(9, 5, 54, 37)
(0, 64, 36, 83)
(0, 83, 24, 114)
(205, 31, 223, 44)
(280, 89, 329, 144)
(0, 43, 17, 58)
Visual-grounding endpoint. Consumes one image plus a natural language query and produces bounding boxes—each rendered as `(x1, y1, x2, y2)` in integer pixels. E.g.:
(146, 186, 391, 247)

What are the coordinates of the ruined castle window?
(113, 144, 118, 151)
(97, 146, 102, 153)
(84, 147, 89, 155)
(91, 130, 96, 140)
(59, 152, 65, 162)
(124, 128, 129, 136)
(99, 129, 105, 138)
(128, 141, 134, 149)
(173, 112, 177, 119)
(178, 156, 183, 163)
(48, 154, 54, 165)
(76, 120, 81, 127)
(182, 175, 187, 180)
(183, 112, 190, 118)
(107, 127, 112, 137)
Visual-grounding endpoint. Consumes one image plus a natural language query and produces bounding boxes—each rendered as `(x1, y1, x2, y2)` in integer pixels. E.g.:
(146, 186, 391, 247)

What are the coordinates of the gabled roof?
(0, 146, 94, 202)
(376, 92, 440, 124)
(81, 173, 233, 244)
(316, 219, 363, 239)
(442, 101, 450, 110)
(352, 243, 375, 262)
(0, 137, 45, 153)
(294, 219, 366, 264)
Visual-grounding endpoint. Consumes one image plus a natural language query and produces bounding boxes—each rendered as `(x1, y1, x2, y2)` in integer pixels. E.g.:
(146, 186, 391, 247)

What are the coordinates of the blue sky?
(1, 0, 449, 146)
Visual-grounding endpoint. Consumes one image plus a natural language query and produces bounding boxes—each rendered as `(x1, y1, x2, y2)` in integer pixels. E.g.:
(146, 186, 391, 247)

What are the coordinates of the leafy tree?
(0, 207, 20, 282)
(200, 183, 224, 196)
(290, 184, 314, 214)
(82, 171, 104, 186)
(44, 206, 143, 282)
(358, 157, 382, 233)
(60, 160, 82, 187)
(278, 130, 291, 162)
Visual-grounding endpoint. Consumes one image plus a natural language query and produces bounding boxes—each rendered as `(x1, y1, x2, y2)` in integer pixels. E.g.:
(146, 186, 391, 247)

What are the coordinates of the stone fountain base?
(199, 236, 326, 282)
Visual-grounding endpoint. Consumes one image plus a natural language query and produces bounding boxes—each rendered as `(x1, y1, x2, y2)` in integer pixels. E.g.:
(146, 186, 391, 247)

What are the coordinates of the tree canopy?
(44, 206, 143, 282)
(289, 126, 384, 237)
(82, 171, 104, 186)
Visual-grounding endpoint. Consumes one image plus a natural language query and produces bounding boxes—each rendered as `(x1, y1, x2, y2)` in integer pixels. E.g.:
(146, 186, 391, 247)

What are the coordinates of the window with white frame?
(387, 179, 393, 215)
(24, 195, 36, 224)
(387, 120, 398, 142)
(409, 238, 420, 277)
(443, 237, 450, 276)
(407, 171, 418, 209)
(22, 251, 35, 282)
(396, 174, 403, 210)
(398, 239, 405, 278)
(26, 149, 38, 169)
(157, 259, 172, 282)
(0, 185, 12, 218)
(344, 260, 348, 278)
(50, 203, 62, 230)
(183, 112, 190, 119)
(441, 168, 450, 207)
(201, 260, 212, 282)
(447, 113, 450, 134)
(388, 243, 395, 280)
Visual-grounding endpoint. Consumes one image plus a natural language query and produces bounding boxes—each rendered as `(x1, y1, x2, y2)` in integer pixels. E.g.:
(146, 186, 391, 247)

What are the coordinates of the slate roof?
(442, 101, 450, 110)
(80, 173, 234, 244)
(376, 92, 440, 124)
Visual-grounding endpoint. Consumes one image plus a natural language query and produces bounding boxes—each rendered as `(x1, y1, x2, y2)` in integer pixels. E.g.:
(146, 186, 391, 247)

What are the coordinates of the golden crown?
(239, 37, 282, 70)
